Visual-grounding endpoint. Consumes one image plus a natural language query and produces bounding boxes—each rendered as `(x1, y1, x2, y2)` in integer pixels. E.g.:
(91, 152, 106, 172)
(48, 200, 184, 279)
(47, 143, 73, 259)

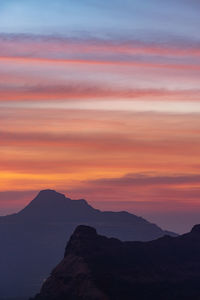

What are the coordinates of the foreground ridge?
(33, 224, 200, 300)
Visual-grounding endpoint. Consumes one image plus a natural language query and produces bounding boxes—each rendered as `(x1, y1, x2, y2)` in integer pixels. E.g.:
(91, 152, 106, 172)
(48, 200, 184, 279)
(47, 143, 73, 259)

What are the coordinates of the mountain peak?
(27, 189, 68, 207)
(72, 225, 97, 238)
(65, 225, 99, 257)
(37, 189, 66, 199)
(17, 189, 71, 219)
(191, 224, 200, 234)
(17, 190, 95, 222)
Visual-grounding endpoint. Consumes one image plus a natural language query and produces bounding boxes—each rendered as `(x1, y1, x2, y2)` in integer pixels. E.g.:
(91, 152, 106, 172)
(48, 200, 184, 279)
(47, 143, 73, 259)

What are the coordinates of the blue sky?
(0, 0, 199, 42)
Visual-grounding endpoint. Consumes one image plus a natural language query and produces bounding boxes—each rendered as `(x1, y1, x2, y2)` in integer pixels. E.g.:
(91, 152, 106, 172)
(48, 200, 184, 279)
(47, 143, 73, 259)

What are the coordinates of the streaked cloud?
(1, 0, 200, 233)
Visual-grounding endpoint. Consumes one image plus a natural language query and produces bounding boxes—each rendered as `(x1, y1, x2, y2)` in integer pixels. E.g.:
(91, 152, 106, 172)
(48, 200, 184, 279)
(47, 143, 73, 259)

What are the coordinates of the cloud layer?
(0, 1, 200, 232)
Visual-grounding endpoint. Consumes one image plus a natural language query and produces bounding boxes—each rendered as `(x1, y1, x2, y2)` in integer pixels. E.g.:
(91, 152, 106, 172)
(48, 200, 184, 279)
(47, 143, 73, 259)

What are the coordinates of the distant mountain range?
(33, 224, 200, 300)
(0, 189, 176, 298)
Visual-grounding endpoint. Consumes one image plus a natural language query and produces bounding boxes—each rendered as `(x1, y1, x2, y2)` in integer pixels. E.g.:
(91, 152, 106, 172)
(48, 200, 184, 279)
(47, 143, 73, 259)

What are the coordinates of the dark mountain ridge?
(34, 224, 200, 300)
(0, 189, 176, 298)
(1, 190, 94, 222)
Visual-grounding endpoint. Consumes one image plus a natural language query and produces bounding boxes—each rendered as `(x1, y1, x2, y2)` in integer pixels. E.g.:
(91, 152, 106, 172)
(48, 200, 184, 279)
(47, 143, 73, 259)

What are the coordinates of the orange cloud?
(1, 34, 200, 221)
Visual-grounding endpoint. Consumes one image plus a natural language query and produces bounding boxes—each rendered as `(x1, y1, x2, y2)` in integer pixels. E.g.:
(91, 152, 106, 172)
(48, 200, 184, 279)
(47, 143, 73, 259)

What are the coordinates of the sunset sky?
(1, 0, 200, 233)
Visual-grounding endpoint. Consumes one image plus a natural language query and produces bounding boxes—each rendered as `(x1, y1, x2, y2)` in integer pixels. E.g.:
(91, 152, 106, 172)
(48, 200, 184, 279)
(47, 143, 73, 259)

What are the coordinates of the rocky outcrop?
(34, 224, 200, 300)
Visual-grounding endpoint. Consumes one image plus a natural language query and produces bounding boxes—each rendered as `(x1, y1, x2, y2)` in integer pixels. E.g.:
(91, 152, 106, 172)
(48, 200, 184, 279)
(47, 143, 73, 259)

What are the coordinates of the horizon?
(1, 0, 200, 234)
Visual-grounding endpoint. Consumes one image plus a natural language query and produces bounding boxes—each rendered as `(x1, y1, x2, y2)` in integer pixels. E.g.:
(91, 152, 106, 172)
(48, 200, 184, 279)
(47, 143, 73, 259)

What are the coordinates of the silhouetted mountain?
(0, 190, 176, 298)
(33, 224, 200, 300)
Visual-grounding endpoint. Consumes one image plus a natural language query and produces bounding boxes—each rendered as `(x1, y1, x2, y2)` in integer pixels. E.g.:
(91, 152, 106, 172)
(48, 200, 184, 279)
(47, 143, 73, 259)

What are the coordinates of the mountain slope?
(0, 189, 176, 298)
(33, 224, 200, 300)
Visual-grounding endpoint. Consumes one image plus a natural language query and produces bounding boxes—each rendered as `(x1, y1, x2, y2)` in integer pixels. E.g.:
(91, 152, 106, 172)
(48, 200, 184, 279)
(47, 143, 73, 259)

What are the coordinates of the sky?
(0, 0, 200, 233)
